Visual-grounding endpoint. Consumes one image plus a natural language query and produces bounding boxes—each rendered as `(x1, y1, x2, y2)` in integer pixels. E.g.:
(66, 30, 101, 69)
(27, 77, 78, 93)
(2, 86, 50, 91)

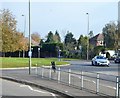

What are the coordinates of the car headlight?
(107, 60, 109, 63)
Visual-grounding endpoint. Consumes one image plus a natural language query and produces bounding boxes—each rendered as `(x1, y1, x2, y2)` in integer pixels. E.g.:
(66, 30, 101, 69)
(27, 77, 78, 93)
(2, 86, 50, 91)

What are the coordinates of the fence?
(34, 66, 119, 97)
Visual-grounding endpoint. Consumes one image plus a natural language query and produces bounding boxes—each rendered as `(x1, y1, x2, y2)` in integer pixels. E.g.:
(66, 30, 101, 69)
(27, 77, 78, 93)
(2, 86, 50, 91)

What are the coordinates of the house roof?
(25, 37, 39, 46)
(90, 33, 104, 41)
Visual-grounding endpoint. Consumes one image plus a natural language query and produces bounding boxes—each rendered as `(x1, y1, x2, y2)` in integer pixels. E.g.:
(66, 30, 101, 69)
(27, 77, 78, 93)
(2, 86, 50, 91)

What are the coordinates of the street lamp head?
(86, 13, 89, 15)
(22, 14, 24, 16)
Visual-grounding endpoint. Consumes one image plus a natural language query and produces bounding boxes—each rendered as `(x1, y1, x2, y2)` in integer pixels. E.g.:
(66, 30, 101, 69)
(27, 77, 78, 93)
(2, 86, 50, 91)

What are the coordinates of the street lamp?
(22, 14, 26, 58)
(28, 0, 31, 75)
(86, 13, 89, 60)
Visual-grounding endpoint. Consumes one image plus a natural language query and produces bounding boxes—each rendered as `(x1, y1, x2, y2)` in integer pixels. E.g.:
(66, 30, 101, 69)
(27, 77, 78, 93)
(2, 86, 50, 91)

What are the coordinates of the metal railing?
(34, 66, 119, 97)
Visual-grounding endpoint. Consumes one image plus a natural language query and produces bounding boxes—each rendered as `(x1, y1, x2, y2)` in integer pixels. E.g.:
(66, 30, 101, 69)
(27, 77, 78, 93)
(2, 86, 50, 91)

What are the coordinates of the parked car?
(92, 56, 110, 66)
(114, 56, 120, 63)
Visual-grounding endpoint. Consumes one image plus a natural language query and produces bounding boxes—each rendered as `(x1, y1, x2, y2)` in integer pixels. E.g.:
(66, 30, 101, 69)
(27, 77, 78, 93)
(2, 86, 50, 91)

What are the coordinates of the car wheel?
(92, 61, 94, 66)
(106, 65, 109, 67)
(95, 61, 97, 66)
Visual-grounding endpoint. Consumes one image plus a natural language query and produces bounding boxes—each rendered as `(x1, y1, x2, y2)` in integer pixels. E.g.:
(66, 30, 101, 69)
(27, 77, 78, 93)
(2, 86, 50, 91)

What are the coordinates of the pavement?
(0, 68, 112, 98)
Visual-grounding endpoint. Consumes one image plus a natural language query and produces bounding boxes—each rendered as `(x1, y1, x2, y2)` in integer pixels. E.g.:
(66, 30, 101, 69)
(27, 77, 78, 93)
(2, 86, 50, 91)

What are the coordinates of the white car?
(92, 56, 110, 66)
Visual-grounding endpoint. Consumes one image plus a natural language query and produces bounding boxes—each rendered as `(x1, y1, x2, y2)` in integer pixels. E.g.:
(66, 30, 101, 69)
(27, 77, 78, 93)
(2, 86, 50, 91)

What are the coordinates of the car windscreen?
(97, 56, 106, 59)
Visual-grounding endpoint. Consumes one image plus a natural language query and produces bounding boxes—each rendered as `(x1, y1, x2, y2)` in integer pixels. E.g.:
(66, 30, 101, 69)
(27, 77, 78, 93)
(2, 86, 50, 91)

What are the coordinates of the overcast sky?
(1, 0, 119, 41)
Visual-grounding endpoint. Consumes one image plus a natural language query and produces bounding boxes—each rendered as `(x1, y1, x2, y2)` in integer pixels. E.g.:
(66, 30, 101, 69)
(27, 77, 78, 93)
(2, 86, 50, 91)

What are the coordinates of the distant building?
(25, 37, 39, 46)
(89, 33, 104, 47)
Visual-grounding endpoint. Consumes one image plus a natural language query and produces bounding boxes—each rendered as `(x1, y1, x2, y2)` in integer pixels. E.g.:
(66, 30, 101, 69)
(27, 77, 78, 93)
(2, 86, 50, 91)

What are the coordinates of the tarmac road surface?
(1, 78, 59, 98)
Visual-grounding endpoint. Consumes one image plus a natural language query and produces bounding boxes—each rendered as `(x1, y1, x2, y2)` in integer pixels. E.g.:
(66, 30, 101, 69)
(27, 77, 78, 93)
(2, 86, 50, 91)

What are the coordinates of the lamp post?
(22, 14, 26, 58)
(86, 13, 89, 60)
(28, 0, 31, 75)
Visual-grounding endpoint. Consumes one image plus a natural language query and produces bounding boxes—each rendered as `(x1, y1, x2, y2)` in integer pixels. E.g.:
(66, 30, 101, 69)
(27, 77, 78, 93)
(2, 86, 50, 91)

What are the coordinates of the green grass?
(0, 57, 69, 68)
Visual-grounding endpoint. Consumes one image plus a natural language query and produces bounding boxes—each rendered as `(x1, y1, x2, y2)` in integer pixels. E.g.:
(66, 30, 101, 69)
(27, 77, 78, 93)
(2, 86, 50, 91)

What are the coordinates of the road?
(59, 60, 119, 96)
(60, 60, 119, 76)
(1, 79, 58, 97)
(1, 60, 118, 76)
(0, 60, 119, 97)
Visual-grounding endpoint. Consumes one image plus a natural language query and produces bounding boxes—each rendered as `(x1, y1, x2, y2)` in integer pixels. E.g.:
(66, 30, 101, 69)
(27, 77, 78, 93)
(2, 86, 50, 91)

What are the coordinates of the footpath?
(0, 68, 108, 98)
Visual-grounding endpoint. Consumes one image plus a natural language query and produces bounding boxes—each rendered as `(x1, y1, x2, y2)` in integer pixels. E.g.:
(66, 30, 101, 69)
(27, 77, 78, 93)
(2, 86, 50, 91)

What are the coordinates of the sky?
(1, 0, 119, 41)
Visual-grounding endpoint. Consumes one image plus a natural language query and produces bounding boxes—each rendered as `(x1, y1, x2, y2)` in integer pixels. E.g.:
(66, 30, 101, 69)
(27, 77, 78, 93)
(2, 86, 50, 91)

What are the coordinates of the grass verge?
(0, 57, 70, 68)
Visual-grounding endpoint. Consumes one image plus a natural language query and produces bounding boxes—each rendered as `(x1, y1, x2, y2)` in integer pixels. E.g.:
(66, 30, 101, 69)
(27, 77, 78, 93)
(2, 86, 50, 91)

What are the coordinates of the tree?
(39, 39, 44, 46)
(1, 9, 17, 52)
(64, 31, 77, 51)
(93, 46, 104, 56)
(53, 30, 61, 43)
(64, 31, 76, 45)
(78, 35, 88, 47)
(31, 32, 41, 43)
(0, 18, 2, 52)
(15, 32, 28, 57)
(118, 21, 120, 49)
(102, 22, 118, 50)
(1, 9, 28, 57)
(77, 35, 88, 59)
(78, 35, 83, 46)
(45, 31, 54, 43)
(89, 31, 94, 38)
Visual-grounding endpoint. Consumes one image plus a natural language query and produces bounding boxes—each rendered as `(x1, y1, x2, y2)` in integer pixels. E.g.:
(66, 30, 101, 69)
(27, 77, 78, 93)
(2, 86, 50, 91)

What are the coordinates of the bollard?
(116, 76, 119, 98)
(96, 73, 99, 94)
(35, 64, 38, 75)
(42, 66, 44, 78)
(68, 69, 71, 86)
(58, 67, 61, 83)
(49, 67, 52, 79)
(81, 71, 83, 89)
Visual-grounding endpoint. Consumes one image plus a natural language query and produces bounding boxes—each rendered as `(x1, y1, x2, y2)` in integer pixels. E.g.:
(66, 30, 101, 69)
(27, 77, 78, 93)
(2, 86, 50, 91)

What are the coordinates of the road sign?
(28, 51, 32, 57)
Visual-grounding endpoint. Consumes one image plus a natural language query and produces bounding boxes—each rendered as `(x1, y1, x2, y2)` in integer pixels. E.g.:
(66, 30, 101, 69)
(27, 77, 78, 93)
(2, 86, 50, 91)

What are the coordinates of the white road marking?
(20, 85, 46, 93)
(65, 91, 68, 92)
(50, 93, 56, 98)
(71, 74, 116, 90)
(100, 84, 116, 90)
(92, 80, 96, 84)
(20, 85, 57, 98)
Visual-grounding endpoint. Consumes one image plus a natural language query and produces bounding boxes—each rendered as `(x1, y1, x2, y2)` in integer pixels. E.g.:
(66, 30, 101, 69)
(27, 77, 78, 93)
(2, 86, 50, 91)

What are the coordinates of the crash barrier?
(35, 66, 119, 98)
